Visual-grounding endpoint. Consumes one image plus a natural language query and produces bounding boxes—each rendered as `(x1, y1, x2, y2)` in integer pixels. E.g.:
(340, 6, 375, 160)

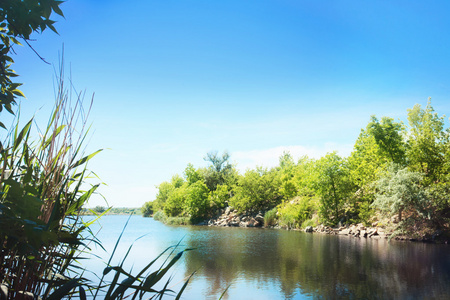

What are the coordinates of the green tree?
(153, 181, 175, 211)
(367, 116, 406, 165)
(141, 201, 154, 217)
(313, 152, 353, 225)
(185, 181, 210, 221)
(184, 163, 203, 185)
(164, 183, 187, 217)
(406, 99, 448, 184)
(230, 167, 281, 213)
(277, 151, 298, 199)
(0, 0, 64, 121)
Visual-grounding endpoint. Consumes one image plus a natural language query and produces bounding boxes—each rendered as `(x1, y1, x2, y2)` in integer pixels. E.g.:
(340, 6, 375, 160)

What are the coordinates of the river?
(80, 215, 450, 299)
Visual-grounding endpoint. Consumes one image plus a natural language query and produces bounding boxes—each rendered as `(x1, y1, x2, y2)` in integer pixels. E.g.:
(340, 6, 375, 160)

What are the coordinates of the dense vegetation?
(144, 100, 450, 240)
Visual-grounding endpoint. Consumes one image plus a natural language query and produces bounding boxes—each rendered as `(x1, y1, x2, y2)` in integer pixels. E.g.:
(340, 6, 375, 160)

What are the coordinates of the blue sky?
(5, 0, 450, 207)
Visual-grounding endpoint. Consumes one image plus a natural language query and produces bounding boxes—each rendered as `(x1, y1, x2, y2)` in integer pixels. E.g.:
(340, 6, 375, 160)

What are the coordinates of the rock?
(368, 228, 378, 237)
(255, 214, 264, 223)
(339, 229, 350, 235)
(305, 226, 313, 233)
(230, 220, 239, 227)
(225, 207, 231, 215)
(360, 230, 367, 238)
(247, 218, 257, 227)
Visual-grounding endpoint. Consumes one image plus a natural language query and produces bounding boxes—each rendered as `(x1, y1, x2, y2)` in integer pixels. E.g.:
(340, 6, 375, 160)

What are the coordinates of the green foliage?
(264, 207, 278, 227)
(0, 0, 64, 119)
(164, 183, 187, 217)
(230, 167, 281, 213)
(372, 164, 430, 222)
(210, 183, 231, 210)
(150, 99, 450, 237)
(313, 152, 353, 225)
(184, 163, 203, 185)
(153, 181, 175, 211)
(301, 216, 319, 229)
(184, 180, 210, 221)
(277, 151, 298, 199)
(141, 202, 154, 217)
(367, 116, 406, 165)
(152, 210, 167, 222)
(0, 70, 101, 299)
(277, 197, 317, 229)
(406, 99, 448, 184)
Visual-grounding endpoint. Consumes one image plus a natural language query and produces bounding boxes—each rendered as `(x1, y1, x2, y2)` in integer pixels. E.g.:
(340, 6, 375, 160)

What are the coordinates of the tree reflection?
(183, 227, 450, 299)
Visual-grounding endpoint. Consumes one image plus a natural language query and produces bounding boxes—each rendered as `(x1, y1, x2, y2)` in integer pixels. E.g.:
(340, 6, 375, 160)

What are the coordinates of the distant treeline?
(82, 206, 142, 215)
(142, 100, 450, 239)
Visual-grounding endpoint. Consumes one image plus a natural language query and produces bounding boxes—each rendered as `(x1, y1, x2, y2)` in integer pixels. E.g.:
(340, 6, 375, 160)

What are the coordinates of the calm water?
(81, 215, 450, 299)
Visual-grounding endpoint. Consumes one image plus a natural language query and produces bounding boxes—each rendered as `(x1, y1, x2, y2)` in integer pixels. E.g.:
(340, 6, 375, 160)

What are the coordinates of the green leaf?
(12, 89, 25, 97)
(52, 2, 65, 17)
(47, 278, 80, 300)
(70, 149, 102, 169)
(13, 119, 32, 151)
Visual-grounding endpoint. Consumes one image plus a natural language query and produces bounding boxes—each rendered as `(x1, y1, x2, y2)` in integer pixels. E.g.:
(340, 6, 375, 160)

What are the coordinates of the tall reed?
(0, 62, 101, 299)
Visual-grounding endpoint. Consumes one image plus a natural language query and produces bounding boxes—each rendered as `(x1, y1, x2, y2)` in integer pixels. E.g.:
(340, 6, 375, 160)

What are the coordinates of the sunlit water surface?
(80, 215, 450, 299)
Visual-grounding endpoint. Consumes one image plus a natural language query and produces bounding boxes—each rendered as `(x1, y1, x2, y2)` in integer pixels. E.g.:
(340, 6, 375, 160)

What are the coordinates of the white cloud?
(233, 143, 353, 172)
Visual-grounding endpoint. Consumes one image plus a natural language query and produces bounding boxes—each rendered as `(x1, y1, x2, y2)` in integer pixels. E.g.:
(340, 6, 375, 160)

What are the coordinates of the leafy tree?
(347, 128, 388, 223)
(210, 183, 231, 210)
(277, 151, 298, 199)
(164, 183, 187, 217)
(406, 99, 448, 184)
(367, 116, 406, 165)
(230, 167, 281, 213)
(141, 201, 154, 217)
(171, 174, 185, 188)
(291, 156, 316, 198)
(203, 150, 232, 191)
(184, 163, 203, 185)
(372, 164, 430, 222)
(0, 0, 64, 121)
(184, 181, 210, 221)
(313, 152, 353, 225)
(153, 181, 175, 211)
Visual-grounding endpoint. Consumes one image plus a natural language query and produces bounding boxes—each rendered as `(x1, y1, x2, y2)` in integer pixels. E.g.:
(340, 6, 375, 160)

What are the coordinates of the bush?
(141, 201, 154, 217)
(153, 210, 167, 222)
(264, 207, 278, 227)
(277, 197, 317, 229)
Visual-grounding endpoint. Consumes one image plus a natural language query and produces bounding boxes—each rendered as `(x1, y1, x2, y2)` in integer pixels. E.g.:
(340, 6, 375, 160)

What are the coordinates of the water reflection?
(183, 226, 450, 299)
(85, 216, 450, 300)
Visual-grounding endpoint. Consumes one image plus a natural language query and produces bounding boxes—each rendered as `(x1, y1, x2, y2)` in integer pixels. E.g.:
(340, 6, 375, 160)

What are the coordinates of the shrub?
(141, 201, 154, 217)
(264, 207, 278, 227)
(153, 210, 167, 222)
(277, 197, 317, 229)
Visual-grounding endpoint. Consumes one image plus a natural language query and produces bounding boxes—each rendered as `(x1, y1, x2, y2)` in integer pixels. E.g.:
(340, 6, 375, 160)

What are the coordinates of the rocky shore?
(198, 207, 448, 243)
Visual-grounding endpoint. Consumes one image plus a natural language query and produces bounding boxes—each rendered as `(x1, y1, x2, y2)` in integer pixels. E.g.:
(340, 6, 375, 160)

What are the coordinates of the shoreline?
(196, 207, 449, 244)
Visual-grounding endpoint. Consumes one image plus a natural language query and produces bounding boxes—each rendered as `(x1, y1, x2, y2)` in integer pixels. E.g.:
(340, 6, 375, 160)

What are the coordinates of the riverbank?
(199, 207, 449, 244)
